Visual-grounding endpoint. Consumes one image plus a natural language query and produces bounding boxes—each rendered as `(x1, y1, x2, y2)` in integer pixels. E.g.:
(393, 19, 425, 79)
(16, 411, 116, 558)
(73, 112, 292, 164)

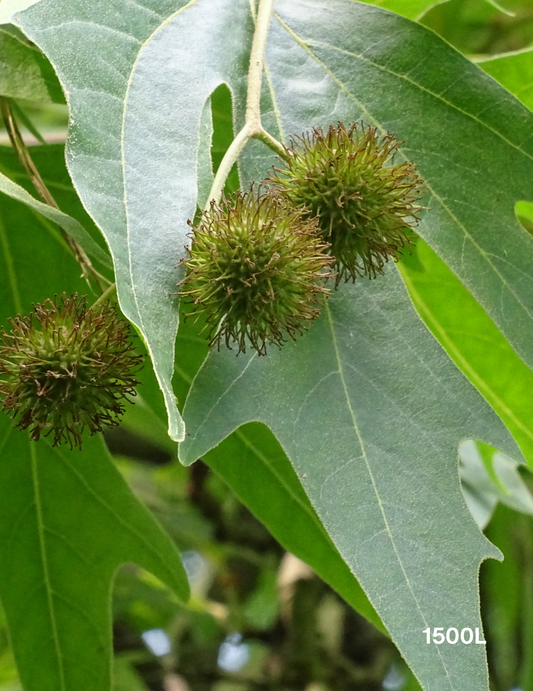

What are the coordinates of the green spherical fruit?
(180, 189, 333, 355)
(268, 122, 424, 284)
(0, 294, 142, 449)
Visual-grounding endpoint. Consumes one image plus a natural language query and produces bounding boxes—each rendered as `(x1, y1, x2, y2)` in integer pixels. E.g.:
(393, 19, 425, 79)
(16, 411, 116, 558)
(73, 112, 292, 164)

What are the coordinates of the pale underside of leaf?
(16, 0, 253, 442)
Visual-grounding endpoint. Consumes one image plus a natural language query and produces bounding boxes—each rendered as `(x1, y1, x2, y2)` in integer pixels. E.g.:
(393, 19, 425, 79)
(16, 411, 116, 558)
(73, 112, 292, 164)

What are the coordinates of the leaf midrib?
(273, 10, 533, 348)
(324, 304, 456, 690)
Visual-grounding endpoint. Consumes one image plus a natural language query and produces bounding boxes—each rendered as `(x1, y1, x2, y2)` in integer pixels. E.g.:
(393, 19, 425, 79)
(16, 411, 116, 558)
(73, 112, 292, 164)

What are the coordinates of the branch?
(204, 0, 285, 208)
(0, 97, 111, 289)
(245, 0, 274, 125)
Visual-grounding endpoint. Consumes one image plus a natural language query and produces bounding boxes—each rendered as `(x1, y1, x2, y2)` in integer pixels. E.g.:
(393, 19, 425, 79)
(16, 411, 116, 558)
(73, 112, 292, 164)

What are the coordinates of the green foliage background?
(1, 0, 533, 690)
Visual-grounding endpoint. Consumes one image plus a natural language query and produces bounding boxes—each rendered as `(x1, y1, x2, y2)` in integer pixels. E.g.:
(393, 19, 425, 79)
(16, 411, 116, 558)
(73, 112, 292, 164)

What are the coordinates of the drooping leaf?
(0, 143, 189, 691)
(0, 25, 63, 102)
(398, 240, 533, 466)
(477, 47, 533, 112)
(15, 0, 254, 442)
(180, 268, 522, 691)
(0, 425, 188, 691)
(124, 312, 387, 635)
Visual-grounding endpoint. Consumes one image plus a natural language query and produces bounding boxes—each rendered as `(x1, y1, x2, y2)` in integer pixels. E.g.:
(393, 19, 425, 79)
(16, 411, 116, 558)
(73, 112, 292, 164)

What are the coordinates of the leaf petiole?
(204, 0, 285, 209)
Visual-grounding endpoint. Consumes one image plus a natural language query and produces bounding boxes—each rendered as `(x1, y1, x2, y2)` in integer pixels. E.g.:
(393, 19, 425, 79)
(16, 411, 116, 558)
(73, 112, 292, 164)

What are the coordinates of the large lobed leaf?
(126, 310, 388, 635)
(12, 0, 533, 688)
(0, 425, 188, 691)
(180, 268, 521, 691)
(15, 0, 255, 442)
(0, 144, 189, 691)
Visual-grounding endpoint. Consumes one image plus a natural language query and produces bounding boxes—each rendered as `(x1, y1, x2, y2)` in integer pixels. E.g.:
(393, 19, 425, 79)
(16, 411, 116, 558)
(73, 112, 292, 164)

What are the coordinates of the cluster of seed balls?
(0, 121, 423, 449)
(180, 121, 424, 355)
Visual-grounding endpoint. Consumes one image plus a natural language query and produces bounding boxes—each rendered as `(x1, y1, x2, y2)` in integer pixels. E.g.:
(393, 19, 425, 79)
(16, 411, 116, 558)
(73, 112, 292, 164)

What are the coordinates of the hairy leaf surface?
(238, 0, 533, 377)
(181, 269, 521, 691)
(15, 0, 254, 442)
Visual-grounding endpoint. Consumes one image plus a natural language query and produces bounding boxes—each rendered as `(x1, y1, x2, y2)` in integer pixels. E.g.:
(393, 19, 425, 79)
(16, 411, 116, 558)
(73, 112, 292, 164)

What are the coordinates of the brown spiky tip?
(267, 122, 425, 285)
(0, 294, 143, 449)
(180, 188, 334, 355)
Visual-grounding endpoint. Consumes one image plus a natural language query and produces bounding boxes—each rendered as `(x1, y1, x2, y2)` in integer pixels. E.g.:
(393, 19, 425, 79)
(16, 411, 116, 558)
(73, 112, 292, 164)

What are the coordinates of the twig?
(89, 282, 117, 311)
(204, 0, 285, 207)
(0, 97, 111, 290)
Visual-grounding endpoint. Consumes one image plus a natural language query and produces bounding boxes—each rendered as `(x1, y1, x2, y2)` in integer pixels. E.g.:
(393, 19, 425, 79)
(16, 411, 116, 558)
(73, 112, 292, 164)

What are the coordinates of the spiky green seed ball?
(180, 190, 333, 355)
(268, 122, 424, 284)
(0, 294, 142, 449)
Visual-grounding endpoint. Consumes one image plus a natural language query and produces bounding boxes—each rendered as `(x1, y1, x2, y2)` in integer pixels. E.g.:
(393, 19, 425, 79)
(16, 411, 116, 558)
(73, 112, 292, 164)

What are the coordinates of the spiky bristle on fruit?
(180, 189, 334, 355)
(0, 294, 142, 449)
(268, 122, 424, 284)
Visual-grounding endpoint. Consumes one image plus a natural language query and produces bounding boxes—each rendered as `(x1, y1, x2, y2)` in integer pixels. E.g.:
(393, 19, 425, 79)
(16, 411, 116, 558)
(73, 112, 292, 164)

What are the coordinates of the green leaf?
(515, 200, 533, 234)
(0, 25, 63, 102)
(359, 0, 449, 21)
(14, 1, 533, 687)
(204, 422, 387, 635)
(0, 142, 189, 691)
(15, 0, 254, 442)
(398, 240, 533, 466)
(0, 147, 112, 270)
(0, 426, 188, 691)
(8, 99, 47, 144)
(0, 144, 94, 311)
(477, 48, 533, 112)
(237, 0, 533, 382)
(180, 269, 521, 691)
(128, 312, 387, 635)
